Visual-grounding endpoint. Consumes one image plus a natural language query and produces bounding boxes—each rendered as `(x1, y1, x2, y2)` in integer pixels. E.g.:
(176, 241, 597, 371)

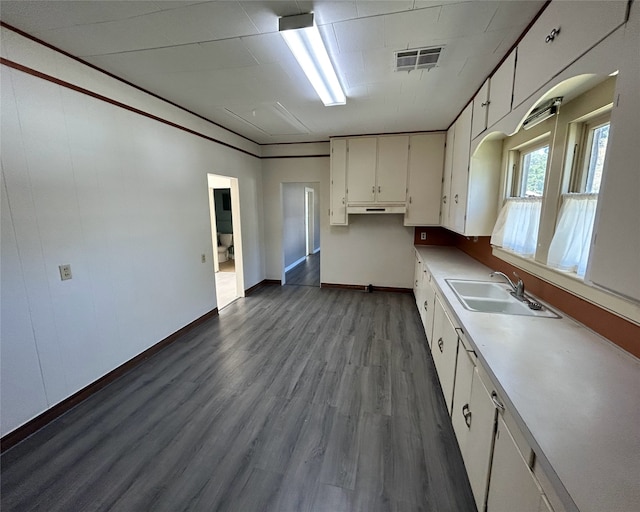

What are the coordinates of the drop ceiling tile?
(333, 51, 366, 75)
(35, 16, 176, 57)
(333, 16, 385, 53)
(305, 2, 358, 25)
(432, 1, 500, 39)
(486, 1, 545, 33)
(384, 7, 441, 48)
(355, 0, 414, 17)
(197, 39, 260, 69)
(0, 1, 162, 32)
(140, 2, 259, 46)
(242, 32, 292, 65)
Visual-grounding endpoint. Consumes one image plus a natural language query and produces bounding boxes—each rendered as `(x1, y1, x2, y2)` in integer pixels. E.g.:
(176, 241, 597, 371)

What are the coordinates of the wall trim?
(321, 283, 412, 294)
(0, 57, 261, 159)
(261, 154, 330, 159)
(285, 256, 307, 273)
(0, 21, 256, 145)
(0, 307, 218, 453)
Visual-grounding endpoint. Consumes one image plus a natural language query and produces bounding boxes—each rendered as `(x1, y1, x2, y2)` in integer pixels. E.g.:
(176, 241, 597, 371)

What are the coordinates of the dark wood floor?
(1, 285, 476, 512)
(285, 252, 320, 287)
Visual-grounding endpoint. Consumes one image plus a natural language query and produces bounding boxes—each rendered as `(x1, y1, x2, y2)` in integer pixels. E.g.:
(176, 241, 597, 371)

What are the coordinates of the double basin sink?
(446, 279, 560, 318)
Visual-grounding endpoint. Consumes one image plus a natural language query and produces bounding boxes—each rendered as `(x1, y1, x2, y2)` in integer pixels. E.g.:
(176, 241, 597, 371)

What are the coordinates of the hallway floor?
(215, 258, 237, 309)
(285, 252, 320, 287)
(1, 285, 476, 512)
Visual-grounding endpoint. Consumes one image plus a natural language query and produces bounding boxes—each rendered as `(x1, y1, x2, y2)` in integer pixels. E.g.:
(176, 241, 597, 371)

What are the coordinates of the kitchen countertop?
(415, 246, 640, 512)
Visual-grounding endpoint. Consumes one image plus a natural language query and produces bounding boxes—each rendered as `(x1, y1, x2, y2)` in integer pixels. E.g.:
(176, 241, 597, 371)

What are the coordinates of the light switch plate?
(59, 264, 72, 280)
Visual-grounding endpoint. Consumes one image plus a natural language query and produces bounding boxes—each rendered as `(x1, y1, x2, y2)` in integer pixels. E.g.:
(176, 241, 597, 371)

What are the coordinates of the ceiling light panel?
(279, 13, 346, 106)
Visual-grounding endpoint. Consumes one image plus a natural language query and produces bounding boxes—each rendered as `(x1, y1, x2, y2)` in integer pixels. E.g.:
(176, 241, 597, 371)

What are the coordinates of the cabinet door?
(405, 133, 445, 226)
(471, 79, 489, 140)
(463, 368, 497, 511)
(451, 336, 475, 448)
(450, 104, 472, 234)
(422, 275, 436, 347)
(330, 139, 348, 225)
(376, 135, 408, 203)
(442, 125, 455, 228)
(486, 416, 544, 512)
(431, 296, 459, 413)
(487, 51, 515, 129)
(513, 1, 627, 107)
(413, 252, 422, 303)
(347, 137, 377, 203)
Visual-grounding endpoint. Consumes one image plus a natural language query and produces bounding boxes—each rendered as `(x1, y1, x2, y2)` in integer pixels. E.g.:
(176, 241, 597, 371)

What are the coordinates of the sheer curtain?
(491, 197, 542, 257)
(548, 193, 598, 276)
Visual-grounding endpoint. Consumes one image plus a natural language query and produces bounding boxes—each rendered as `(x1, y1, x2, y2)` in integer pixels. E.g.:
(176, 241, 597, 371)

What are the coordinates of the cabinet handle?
(491, 391, 505, 411)
(545, 27, 560, 43)
(462, 404, 472, 428)
(481, 101, 490, 107)
(423, 300, 428, 311)
(415, 279, 418, 287)
(409, 196, 412, 204)
(378, 186, 381, 193)
(437, 337, 444, 353)
(454, 193, 459, 204)
(443, 195, 447, 204)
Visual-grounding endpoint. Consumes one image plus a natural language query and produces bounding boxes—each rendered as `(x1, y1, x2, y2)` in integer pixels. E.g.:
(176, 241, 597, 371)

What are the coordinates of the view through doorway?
(208, 174, 244, 310)
(282, 182, 320, 287)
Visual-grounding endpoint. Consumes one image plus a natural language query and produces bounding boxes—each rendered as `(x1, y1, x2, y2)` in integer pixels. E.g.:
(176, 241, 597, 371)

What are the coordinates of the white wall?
(0, 30, 264, 436)
(262, 154, 415, 288)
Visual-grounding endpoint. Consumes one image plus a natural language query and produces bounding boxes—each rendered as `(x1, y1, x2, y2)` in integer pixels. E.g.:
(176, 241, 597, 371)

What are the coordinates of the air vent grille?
(395, 46, 443, 72)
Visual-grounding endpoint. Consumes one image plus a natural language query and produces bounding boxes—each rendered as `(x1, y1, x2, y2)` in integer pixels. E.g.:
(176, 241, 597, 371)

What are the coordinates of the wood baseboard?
(245, 279, 281, 296)
(0, 307, 218, 453)
(321, 283, 412, 294)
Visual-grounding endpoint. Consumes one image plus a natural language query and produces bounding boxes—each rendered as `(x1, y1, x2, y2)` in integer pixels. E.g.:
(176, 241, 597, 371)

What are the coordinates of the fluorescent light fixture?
(523, 97, 563, 130)
(279, 13, 346, 106)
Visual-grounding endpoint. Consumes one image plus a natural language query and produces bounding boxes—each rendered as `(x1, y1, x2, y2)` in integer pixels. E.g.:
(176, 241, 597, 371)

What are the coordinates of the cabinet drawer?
(513, 0, 627, 107)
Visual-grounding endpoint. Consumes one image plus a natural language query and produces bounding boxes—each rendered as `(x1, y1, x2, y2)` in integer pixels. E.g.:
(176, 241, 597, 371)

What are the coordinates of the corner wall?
(0, 28, 265, 436)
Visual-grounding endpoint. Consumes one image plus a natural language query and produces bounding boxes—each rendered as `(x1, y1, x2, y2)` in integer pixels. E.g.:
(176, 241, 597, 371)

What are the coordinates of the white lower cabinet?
(462, 367, 498, 511)
(451, 335, 476, 446)
(431, 296, 460, 413)
(486, 416, 545, 512)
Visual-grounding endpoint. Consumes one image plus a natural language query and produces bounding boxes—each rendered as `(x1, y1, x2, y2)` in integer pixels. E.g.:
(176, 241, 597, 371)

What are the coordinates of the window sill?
(492, 247, 640, 325)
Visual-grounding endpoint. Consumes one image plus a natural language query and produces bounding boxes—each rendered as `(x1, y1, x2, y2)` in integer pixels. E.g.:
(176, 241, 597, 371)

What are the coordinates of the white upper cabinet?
(487, 51, 516, 129)
(471, 79, 490, 140)
(449, 104, 472, 233)
(347, 137, 378, 203)
(442, 125, 455, 229)
(472, 51, 516, 141)
(330, 139, 348, 226)
(376, 135, 409, 203)
(513, 0, 628, 108)
(405, 133, 445, 226)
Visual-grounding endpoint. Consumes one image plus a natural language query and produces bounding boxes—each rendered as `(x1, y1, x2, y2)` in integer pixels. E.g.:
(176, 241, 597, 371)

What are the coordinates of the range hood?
(347, 205, 407, 214)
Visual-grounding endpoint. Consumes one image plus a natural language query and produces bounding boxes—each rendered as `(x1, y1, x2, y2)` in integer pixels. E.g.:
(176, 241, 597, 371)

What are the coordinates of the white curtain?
(548, 193, 598, 276)
(491, 197, 542, 257)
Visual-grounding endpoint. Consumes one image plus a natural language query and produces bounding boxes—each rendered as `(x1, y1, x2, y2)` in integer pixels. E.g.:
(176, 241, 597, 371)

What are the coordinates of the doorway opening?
(282, 182, 320, 287)
(208, 174, 244, 310)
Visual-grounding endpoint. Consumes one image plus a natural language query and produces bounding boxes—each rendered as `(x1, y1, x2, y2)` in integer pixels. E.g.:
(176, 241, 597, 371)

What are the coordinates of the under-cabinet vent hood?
(395, 46, 443, 72)
(347, 206, 407, 215)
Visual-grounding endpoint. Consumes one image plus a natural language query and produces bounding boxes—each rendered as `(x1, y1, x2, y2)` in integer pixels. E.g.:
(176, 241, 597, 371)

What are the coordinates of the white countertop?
(415, 246, 640, 512)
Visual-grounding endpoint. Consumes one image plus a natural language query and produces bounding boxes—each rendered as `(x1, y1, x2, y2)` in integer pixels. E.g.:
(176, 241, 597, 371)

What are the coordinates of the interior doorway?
(208, 174, 244, 310)
(282, 182, 320, 287)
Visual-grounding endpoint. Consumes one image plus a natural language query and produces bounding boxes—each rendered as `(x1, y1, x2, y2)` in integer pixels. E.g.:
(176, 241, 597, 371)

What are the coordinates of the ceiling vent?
(395, 46, 443, 72)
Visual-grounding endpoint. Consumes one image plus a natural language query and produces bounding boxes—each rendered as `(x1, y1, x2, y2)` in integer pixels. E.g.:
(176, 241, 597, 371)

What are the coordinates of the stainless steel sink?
(446, 279, 560, 318)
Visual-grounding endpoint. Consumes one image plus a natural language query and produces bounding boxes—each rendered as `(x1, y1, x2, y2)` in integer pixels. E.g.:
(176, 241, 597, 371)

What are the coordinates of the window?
(519, 144, 549, 197)
(548, 114, 610, 277)
(492, 139, 550, 257)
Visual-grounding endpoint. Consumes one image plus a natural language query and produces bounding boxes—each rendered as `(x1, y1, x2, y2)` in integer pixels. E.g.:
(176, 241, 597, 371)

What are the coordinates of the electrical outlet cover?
(420, 232, 427, 240)
(59, 264, 72, 280)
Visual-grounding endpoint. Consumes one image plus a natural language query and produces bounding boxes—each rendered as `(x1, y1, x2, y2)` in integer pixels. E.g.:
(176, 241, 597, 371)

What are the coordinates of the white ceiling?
(0, 0, 546, 144)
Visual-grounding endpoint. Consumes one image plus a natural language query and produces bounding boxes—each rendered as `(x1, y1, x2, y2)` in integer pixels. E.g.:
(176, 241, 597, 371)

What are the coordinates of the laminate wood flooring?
(285, 252, 320, 287)
(1, 285, 476, 512)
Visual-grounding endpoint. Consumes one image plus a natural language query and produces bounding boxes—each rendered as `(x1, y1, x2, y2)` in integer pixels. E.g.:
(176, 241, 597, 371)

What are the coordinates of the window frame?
(569, 111, 611, 194)
(507, 133, 551, 199)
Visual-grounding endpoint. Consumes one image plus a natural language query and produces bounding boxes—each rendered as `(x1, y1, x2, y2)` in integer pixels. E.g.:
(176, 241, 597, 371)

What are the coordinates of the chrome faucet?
(490, 271, 525, 299)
